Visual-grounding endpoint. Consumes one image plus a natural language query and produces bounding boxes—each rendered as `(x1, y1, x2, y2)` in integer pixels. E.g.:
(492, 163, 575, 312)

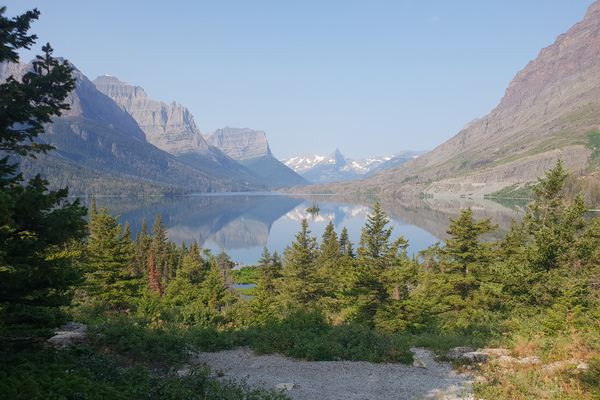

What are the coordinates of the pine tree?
(279, 219, 320, 306)
(0, 7, 85, 337)
(86, 206, 137, 308)
(150, 213, 171, 282)
(343, 203, 408, 325)
(317, 222, 344, 303)
(216, 248, 235, 295)
(132, 219, 151, 275)
(339, 227, 355, 258)
(251, 247, 282, 319)
(497, 160, 600, 327)
(422, 207, 498, 332)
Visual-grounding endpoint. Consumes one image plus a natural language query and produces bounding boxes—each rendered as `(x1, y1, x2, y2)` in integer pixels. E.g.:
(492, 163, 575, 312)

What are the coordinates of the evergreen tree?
(496, 160, 600, 329)
(150, 213, 171, 282)
(257, 247, 281, 295)
(418, 207, 498, 332)
(317, 222, 344, 304)
(339, 227, 355, 258)
(132, 219, 151, 275)
(341, 203, 408, 325)
(279, 219, 320, 306)
(0, 7, 85, 336)
(0, 12, 75, 157)
(86, 206, 137, 308)
(251, 247, 283, 319)
(524, 159, 590, 272)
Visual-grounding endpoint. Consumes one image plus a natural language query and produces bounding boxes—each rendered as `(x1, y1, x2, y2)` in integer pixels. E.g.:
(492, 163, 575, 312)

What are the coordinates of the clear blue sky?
(4, 1, 595, 160)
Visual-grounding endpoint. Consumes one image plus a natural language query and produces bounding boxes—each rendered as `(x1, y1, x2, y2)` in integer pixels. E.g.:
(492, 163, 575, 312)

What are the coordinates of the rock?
(518, 356, 542, 365)
(47, 322, 88, 348)
(543, 358, 580, 373)
(94, 75, 211, 157)
(576, 362, 590, 371)
(59, 322, 87, 333)
(481, 348, 510, 357)
(274, 382, 296, 391)
(413, 355, 428, 369)
(461, 352, 490, 364)
(446, 347, 477, 360)
(205, 127, 272, 161)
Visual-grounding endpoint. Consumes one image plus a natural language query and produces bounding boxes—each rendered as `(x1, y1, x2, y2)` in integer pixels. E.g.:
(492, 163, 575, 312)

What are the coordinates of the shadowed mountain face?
(93, 76, 270, 187)
(205, 127, 310, 188)
(295, 1, 600, 197)
(3, 64, 267, 195)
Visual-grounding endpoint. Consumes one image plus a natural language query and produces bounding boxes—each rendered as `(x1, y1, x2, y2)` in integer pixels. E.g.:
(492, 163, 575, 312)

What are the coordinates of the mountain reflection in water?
(83, 194, 527, 266)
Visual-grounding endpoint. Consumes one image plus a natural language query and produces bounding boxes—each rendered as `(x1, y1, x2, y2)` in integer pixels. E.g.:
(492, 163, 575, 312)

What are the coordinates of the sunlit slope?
(295, 1, 600, 196)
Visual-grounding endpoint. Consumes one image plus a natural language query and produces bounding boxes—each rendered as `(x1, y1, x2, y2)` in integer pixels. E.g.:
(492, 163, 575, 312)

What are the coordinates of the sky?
(4, 1, 595, 160)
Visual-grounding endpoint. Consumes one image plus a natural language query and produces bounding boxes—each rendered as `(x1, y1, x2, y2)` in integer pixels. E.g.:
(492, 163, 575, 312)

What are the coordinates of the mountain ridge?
(205, 126, 310, 188)
(282, 149, 426, 184)
(289, 1, 600, 197)
(3, 63, 269, 195)
(92, 76, 277, 188)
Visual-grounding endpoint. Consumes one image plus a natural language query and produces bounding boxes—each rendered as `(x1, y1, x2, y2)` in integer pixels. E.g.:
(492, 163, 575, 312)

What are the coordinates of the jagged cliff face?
(1, 62, 271, 194)
(300, 1, 600, 196)
(93, 75, 211, 156)
(205, 127, 272, 161)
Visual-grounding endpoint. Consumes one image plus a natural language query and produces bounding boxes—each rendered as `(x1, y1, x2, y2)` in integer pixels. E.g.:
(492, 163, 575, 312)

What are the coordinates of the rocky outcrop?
(204, 127, 272, 161)
(47, 322, 88, 348)
(93, 75, 212, 156)
(205, 127, 309, 188)
(93, 75, 275, 189)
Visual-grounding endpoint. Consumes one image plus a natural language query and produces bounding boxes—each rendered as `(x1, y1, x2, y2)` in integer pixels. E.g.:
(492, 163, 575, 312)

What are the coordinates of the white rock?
(274, 382, 296, 391)
(518, 356, 542, 364)
(413, 355, 428, 369)
(461, 352, 490, 364)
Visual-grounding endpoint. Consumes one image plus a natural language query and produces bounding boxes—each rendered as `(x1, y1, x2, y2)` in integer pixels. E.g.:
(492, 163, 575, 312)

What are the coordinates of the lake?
(87, 193, 529, 267)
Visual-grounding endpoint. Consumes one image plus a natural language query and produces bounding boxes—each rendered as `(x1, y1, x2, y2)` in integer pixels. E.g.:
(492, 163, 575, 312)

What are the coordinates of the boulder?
(47, 322, 88, 348)
(413, 355, 428, 369)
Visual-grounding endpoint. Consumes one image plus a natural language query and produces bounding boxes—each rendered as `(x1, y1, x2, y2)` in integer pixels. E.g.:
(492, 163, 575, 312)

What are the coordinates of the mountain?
(282, 149, 425, 183)
(205, 127, 309, 188)
(93, 75, 268, 186)
(3, 63, 268, 195)
(294, 1, 600, 197)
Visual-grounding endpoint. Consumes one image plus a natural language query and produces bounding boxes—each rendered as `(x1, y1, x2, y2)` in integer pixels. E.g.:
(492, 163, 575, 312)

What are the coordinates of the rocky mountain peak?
(204, 127, 273, 161)
(93, 75, 211, 156)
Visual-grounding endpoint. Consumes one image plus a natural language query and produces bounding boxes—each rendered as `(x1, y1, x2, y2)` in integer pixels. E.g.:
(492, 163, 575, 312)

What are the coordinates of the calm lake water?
(86, 193, 529, 267)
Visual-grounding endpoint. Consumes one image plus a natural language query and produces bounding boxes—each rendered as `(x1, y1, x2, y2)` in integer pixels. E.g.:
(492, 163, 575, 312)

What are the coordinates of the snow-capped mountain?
(282, 149, 427, 184)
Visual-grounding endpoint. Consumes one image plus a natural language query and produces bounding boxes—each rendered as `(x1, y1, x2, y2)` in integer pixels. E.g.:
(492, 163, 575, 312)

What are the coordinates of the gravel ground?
(191, 347, 474, 400)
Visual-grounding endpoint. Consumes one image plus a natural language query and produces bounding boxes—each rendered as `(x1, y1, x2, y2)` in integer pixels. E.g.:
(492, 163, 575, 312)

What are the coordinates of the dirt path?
(191, 347, 474, 400)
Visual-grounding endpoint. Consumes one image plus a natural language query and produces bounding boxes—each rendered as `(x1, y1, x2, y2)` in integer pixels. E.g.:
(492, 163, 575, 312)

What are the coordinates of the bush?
(241, 309, 413, 363)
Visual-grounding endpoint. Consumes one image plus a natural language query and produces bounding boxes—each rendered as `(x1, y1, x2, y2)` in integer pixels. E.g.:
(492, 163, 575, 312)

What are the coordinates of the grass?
(485, 183, 534, 199)
(232, 266, 259, 285)
(0, 342, 289, 400)
(471, 312, 600, 400)
(11, 300, 600, 399)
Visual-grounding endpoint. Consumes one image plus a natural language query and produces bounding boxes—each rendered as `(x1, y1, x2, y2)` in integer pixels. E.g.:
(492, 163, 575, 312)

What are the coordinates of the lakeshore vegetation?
(1, 7, 600, 400)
